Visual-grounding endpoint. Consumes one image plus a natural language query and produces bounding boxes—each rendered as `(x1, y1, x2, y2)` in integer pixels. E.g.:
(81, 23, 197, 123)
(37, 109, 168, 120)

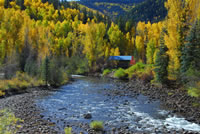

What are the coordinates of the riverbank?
(0, 76, 200, 134)
(107, 78, 200, 125)
(0, 87, 59, 134)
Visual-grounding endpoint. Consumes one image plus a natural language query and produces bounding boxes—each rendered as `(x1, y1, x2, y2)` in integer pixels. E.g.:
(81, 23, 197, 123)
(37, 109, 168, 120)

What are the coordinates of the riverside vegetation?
(0, 0, 200, 133)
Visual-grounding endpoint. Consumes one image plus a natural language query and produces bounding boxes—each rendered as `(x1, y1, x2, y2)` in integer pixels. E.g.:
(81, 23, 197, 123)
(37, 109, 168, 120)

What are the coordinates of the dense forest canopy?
(0, 0, 199, 96)
(123, 0, 167, 23)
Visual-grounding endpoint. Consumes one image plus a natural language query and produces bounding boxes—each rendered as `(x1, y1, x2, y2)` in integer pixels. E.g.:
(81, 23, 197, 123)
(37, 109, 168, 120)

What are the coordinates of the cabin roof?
(109, 56, 132, 61)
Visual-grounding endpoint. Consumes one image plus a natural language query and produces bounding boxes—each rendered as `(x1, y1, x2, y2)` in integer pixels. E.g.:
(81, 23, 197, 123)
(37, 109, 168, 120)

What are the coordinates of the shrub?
(140, 72, 154, 83)
(64, 127, 72, 134)
(125, 62, 145, 78)
(102, 69, 111, 76)
(188, 87, 200, 98)
(181, 68, 200, 98)
(114, 68, 127, 79)
(112, 69, 117, 72)
(0, 90, 5, 96)
(0, 109, 22, 134)
(90, 121, 104, 131)
(181, 67, 200, 83)
(0, 72, 44, 95)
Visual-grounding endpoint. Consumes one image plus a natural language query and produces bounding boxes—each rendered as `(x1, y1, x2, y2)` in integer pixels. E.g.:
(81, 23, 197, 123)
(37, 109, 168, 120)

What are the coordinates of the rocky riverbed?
(0, 77, 200, 134)
(110, 79, 200, 125)
(0, 87, 59, 134)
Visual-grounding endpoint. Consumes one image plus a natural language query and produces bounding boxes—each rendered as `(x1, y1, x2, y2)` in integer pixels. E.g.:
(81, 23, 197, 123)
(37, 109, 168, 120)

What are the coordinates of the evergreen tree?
(154, 29, 169, 84)
(181, 19, 200, 73)
(4, 0, 10, 8)
(41, 0, 48, 3)
(19, 29, 30, 72)
(48, 0, 59, 9)
(16, 0, 25, 10)
(42, 56, 50, 86)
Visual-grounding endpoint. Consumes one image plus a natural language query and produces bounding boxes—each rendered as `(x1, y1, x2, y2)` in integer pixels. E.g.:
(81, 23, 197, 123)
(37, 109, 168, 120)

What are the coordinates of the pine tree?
(42, 56, 50, 86)
(154, 29, 169, 84)
(41, 0, 48, 3)
(16, 0, 25, 10)
(181, 19, 200, 73)
(19, 28, 30, 72)
(4, 0, 10, 8)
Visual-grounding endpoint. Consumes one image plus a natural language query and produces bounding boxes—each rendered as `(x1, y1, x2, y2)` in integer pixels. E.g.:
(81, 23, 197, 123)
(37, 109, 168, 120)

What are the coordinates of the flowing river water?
(36, 76, 200, 133)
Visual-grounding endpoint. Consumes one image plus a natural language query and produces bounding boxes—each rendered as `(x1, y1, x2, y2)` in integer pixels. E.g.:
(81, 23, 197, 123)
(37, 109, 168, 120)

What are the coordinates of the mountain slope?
(79, 0, 167, 23)
(79, 0, 146, 19)
(125, 0, 167, 23)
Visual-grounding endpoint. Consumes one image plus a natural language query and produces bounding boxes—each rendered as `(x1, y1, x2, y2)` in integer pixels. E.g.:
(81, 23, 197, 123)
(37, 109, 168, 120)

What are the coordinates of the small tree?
(181, 19, 200, 73)
(19, 29, 30, 72)
(42, 56, 50, 86)
(154, 29, 169, 84)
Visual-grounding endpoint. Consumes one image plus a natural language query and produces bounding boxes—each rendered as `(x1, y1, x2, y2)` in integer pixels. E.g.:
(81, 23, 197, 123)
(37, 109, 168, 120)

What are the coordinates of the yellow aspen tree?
(164, 0, 184, 79)
(185, 0, 200, 22)
(0, 0, 4, 7)
(105, 46, 110, 59)
(135, 35, 144, 61)
(146, 39, 156, 64)
(125, 32, 134, 55)
(136, 21, 147, 62)
(81, 22, 106, 68)
(107, 22, 125, 54)
(114, 47, 120, 56)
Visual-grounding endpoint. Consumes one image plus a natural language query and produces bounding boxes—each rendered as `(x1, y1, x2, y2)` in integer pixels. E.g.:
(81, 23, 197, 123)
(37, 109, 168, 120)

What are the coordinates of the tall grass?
(0, 72, 44, 96)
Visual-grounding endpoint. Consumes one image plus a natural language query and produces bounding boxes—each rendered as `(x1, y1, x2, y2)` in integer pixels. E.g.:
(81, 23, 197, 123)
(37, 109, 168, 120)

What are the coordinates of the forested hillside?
(0, 0, 200, 133)
(79, 0, 167, 23)
(123, 0, 167, 23)
(79, 0, 146, 19)
(0, 0, 199, 96)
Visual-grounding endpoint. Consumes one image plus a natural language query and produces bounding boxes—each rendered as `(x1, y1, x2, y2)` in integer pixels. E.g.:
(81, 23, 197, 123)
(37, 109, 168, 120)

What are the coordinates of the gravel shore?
(0, 78, 200, 134)
(0, 87, 59, 134)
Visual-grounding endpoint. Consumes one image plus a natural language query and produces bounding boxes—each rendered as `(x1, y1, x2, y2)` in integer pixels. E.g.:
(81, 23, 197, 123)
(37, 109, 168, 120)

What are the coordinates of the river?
(36, 76, 200, 133)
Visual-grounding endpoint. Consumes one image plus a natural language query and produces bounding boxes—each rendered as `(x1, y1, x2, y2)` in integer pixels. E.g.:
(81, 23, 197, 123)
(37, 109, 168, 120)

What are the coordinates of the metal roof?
(109, 56, 132, 60)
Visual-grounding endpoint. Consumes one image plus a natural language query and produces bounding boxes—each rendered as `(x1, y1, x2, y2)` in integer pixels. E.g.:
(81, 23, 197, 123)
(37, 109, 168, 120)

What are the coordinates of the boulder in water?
(84, 113, 92, 119)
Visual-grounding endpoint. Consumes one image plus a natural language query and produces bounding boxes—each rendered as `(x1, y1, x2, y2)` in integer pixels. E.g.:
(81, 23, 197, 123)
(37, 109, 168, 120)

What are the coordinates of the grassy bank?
(103, 62, 200, 98)
(0, 72, 45, 97)
(103, 62, 153, 82)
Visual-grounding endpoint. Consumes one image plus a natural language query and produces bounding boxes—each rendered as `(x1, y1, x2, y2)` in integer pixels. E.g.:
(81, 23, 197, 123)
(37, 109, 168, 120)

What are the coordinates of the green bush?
(112, 69, 117, 72)
(64, 127, 72, 134)
(188, 87, 200, 98)
(0, 109, 22, 134)
(181, 68, 200, 98)
(90, 121, 104, 131)
(114, 68, 127, 79)
(102, 69, 111, 76)
(125, 62, 146, 78)
(182, 67, 200, 83)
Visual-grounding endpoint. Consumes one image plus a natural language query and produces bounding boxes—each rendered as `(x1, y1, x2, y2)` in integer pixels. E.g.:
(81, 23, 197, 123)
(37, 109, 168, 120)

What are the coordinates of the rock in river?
(84, 113, 92, 119)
